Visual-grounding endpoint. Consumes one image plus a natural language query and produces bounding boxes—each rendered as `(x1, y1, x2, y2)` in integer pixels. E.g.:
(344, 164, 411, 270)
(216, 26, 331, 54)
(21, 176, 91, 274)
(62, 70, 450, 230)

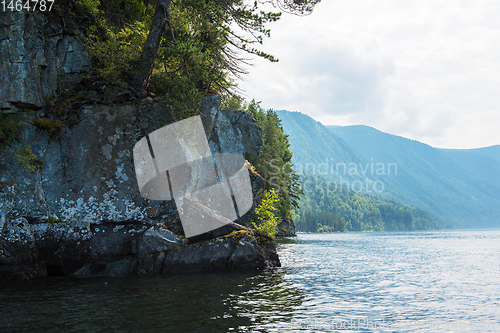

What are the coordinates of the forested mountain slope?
(276, 111, 500, 228)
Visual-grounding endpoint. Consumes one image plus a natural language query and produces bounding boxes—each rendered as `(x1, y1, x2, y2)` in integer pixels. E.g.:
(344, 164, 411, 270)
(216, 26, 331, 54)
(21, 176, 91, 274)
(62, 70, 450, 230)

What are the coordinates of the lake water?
(1, 230, 500, 332)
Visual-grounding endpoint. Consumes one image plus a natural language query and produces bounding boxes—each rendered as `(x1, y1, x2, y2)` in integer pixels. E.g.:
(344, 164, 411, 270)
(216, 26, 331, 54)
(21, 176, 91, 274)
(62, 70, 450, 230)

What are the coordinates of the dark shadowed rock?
(161, 231, 280, 274)
(277, 218, 297, 237)
(72, 257, 139, 277)
(0, 216, 46, 280)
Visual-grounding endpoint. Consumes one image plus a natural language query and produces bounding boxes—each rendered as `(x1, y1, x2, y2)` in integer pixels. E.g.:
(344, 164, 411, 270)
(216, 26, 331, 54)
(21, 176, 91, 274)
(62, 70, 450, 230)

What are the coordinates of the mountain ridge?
(276, 110, 500, 228)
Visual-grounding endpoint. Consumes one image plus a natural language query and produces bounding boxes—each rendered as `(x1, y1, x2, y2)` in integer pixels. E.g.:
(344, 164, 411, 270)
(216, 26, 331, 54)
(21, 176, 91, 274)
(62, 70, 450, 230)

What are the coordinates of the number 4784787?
(1, 0, 55, 12)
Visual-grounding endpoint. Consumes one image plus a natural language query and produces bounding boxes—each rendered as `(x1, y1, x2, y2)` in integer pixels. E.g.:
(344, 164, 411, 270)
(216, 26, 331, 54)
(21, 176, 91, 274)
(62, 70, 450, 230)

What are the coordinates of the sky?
(237, 0, 500, 149)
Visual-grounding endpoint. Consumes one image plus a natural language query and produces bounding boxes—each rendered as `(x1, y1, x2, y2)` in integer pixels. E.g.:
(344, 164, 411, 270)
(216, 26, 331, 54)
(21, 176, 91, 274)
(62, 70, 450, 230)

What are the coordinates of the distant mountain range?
(276, 110, 500, 228)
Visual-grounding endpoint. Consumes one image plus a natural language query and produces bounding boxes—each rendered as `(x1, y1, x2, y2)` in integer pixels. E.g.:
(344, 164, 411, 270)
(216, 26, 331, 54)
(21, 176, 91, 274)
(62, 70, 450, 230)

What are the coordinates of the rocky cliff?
(0, 11, 280, 281)
(0, 11, 91, 111)
(0, 96, 280, 281)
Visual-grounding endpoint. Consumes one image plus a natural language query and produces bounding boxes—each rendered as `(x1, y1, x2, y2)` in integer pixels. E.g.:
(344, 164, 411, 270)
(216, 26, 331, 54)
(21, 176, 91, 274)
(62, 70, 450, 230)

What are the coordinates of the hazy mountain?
(276, 110, 500, 228)
(472, 145, 500, 164)
(439, 146, 500, 189)
(275, 110, 365, 179)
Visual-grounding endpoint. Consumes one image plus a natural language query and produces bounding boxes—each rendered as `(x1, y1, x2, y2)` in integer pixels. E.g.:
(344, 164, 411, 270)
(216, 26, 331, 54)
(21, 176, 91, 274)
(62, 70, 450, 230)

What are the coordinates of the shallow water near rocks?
(2, 229, 500, 332)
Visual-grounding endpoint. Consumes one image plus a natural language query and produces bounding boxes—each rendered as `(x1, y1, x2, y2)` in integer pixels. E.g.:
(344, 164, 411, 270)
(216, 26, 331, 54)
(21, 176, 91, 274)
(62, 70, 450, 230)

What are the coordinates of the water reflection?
(276, 231, 500, 332)
(3, 231, 500, 332)
(1, 263, 306, 332)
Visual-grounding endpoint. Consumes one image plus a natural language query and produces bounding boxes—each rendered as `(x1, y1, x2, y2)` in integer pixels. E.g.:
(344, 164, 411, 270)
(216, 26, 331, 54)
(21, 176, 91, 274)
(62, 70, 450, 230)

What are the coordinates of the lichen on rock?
(0, 95, 278, 281)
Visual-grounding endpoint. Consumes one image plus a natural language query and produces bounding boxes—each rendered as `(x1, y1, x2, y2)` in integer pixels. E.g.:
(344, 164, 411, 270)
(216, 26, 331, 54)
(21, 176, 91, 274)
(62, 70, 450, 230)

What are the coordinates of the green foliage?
(70, 0, 146, 23)
(149, 1, 240, 117)
(54, 0, 149, 81)
(299, 210, 348, 233)
(48, 216, 65, 225)
(218, 98, 303, 235)
(32, 118, 65, 131)
(221, 96, 246, 111)
(13, 145, 43, 172)
(0, 112, 25, 151)
(51, 0, 319, 117)
(74, 0, 101, 15)
(252, 189, 281, 238)
(245, 100, 303, 222)
(66, 0, 295, 114)
(100, 0, 147, 22)
(167, 0, 282, 72)
(85, 19, 148, 81)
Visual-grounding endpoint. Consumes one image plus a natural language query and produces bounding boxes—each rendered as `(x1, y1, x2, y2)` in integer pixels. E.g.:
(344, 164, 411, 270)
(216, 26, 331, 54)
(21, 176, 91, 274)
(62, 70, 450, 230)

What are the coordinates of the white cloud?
(238, 0, 500, 149)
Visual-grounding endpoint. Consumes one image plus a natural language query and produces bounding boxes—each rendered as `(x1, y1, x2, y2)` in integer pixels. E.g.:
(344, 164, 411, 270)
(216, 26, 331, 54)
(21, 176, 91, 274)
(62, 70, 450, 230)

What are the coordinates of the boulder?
(161, 231, 280, 274)
(0, 11, 280, 281)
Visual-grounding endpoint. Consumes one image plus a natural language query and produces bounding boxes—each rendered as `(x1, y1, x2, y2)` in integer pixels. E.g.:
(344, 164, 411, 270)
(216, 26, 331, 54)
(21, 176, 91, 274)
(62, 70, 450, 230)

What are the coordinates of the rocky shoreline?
(0, 96, 281, 281)
(0, 11, 284, 281)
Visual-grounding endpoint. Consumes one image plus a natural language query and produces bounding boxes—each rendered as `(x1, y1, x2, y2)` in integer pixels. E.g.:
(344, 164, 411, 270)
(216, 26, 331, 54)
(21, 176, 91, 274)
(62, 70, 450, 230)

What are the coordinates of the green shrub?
(74, 0, 101, 15)
(32, 118, 64, 131)
(252, 189, 281, 239)
(85, 19, 148, 81)
(13, 145, 43, 172)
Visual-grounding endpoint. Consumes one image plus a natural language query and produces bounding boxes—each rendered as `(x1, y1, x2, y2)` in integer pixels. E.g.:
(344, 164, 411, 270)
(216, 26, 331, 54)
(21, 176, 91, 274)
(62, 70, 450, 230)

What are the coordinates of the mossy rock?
(32, 118, 65, 130)
(48, 216, 65, 225)
(224, 230, 254, 242)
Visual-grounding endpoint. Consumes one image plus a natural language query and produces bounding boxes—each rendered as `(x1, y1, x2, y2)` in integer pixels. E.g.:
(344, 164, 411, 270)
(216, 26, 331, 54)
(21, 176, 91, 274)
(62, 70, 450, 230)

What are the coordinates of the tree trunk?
(133, 0, 172, 95)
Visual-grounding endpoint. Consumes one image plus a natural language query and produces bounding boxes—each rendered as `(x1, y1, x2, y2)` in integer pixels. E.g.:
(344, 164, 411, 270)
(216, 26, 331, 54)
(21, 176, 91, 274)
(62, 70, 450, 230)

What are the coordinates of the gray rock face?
(0, 11, 91, 110)
(2, 103, 169, 222)
(0, 96, 278, 281)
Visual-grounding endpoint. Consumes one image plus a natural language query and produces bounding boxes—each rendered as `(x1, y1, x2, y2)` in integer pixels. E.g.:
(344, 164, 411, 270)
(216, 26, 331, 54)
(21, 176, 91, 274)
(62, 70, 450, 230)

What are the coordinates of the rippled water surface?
(2, 230, 500, 332)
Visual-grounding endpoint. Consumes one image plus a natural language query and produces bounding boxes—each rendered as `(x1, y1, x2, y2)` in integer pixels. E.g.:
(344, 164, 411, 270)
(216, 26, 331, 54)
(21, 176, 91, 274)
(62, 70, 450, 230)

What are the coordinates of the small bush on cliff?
(32, 118, 65, 131)
(74, 0, 101, 15)
(0, 112, 25, 151)
(13, 145, 43, 172)
(252, 189, 281, 239)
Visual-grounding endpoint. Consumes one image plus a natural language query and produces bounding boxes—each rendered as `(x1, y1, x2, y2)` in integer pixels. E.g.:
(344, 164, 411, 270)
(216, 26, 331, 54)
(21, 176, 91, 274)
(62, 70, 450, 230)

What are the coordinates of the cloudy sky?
(237, 0, 500, 149)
